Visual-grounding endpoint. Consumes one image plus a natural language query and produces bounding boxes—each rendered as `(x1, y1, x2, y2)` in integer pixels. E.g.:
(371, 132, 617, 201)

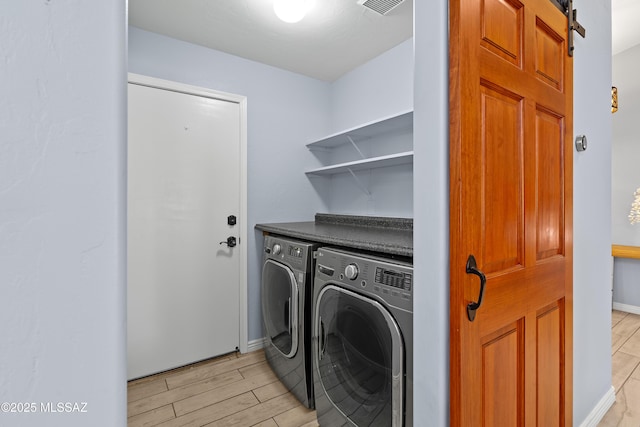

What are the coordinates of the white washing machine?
(313, 247, 413, 426)
(261, 235, 319, 408)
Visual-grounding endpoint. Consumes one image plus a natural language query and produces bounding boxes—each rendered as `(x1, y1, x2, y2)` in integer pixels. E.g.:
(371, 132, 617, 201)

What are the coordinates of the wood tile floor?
(127, 350, 319, 427)
(129, 310, 640, 426)
(599, 310, 640, 426)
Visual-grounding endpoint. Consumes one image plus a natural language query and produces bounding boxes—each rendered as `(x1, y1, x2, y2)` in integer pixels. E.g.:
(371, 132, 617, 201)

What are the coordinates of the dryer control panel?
(315, 247, 413, 312)
(375, 267, 412, 291)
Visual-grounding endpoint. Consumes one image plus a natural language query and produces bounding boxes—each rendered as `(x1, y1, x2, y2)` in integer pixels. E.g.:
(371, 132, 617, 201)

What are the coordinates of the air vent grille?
(358, 0, 405, 15)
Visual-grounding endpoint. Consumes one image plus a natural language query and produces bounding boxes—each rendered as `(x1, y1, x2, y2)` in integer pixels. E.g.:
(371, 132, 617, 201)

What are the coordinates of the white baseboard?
(613, 302, 640, 315)
(579, 386, 616, 427)
(246, 337, 266, 353)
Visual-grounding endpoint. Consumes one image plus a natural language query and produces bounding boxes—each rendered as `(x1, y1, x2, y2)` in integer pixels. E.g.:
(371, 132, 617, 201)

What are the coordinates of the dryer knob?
(272, 243, 282, 255)
(345, 263, 359, 280)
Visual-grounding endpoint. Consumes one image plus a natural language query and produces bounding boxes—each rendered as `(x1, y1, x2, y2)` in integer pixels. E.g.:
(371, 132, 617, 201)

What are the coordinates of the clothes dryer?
(261, 235, 319, 408)
(313, 247, 413, 426)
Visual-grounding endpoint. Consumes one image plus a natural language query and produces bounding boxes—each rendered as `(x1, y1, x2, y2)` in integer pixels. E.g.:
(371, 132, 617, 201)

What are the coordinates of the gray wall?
(612, 44, 640, 309)
(329, 38, 414, 132)
(318, 38, 414, 217)
(0, 3, 127, 426)
(614, 258, 640, 307)
(571, 0, 614, 421)
(413, 0, 450, 423)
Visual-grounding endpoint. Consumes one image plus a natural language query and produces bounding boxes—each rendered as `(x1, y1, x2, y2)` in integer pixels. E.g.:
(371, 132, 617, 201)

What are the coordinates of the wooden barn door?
(449, 0, 573, 424)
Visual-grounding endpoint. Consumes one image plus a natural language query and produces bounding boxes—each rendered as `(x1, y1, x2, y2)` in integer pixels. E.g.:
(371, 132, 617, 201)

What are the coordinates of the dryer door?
(315, 285, 404, 426)
(262, 259, 299, 358)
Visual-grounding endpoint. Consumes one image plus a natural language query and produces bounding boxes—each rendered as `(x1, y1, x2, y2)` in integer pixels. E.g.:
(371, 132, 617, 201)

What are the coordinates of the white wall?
(612, 44, 640, 309)
(572, 0, 614, 422)
(0, 3, 127, 426)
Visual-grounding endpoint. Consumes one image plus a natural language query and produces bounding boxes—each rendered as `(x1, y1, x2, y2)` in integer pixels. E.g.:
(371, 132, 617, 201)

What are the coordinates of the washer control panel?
(263, 235, 318, 272)
(289, 245, 304, 258)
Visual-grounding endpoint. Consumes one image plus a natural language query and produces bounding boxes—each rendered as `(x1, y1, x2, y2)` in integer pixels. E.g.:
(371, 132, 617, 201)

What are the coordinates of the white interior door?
(127, 79, 241, 380)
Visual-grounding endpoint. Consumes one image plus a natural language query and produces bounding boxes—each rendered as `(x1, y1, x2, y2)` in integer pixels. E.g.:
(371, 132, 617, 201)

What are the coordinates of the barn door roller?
(549, 0, 586, 56)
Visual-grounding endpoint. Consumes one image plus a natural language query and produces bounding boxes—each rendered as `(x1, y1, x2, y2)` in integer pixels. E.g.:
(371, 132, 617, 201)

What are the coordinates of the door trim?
(127, 72, 249, 353)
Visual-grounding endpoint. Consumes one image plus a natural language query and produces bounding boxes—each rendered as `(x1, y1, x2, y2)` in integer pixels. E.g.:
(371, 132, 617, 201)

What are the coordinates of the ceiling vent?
(358, 0, 405, 15)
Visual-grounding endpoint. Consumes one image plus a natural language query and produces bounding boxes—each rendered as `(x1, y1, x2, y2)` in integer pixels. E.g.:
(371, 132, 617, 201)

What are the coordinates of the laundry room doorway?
(449, 0, 574, 424)
(127, 74, 248, 380)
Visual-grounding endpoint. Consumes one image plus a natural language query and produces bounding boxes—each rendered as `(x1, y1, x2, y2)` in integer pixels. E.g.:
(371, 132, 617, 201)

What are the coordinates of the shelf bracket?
(346, 135, 366, 159)
(347, 168, 372, 196)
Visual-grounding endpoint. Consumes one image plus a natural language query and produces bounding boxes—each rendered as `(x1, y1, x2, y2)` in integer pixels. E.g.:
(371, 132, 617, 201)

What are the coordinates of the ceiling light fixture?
(273, 0, 314, 23)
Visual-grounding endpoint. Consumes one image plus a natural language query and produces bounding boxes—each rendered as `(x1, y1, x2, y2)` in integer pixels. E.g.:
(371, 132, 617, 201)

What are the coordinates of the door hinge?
(549, 0, 586, 56)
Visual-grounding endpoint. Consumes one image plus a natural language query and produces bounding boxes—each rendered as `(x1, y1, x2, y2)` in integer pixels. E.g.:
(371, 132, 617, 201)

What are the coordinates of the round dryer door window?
(315, 285, 404, 426)
(262, 259, 299, 358)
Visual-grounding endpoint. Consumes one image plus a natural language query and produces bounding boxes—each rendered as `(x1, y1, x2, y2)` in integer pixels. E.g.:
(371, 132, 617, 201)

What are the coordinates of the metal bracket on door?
(549, 0, 586, 56)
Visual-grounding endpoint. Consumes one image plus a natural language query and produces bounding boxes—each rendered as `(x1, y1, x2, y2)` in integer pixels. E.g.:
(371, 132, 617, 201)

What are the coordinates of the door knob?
(219, 236, 237, 248)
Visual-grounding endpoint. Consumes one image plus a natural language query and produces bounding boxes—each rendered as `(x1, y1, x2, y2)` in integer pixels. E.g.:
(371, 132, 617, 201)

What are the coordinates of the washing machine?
(261, 235, 319, 408)
(313, 247, 413, 426)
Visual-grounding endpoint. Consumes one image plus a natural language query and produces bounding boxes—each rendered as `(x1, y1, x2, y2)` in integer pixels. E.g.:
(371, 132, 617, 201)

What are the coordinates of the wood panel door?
(449, 0, 573, 425)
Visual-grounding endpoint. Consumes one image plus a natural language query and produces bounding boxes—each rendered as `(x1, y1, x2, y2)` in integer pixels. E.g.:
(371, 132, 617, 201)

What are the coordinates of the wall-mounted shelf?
(612, 245, 640, 260)
(306, 110, 413, 150)
(305, 151, 414, 176)
(305, 110, 413, 196)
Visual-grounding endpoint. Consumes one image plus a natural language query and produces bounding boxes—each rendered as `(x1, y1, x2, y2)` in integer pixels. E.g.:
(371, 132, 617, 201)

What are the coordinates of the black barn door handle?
(466, 255, 486, 322)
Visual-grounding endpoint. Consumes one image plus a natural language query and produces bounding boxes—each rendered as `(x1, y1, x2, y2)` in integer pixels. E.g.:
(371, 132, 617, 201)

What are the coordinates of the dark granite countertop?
(255, 213, 413, 258)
